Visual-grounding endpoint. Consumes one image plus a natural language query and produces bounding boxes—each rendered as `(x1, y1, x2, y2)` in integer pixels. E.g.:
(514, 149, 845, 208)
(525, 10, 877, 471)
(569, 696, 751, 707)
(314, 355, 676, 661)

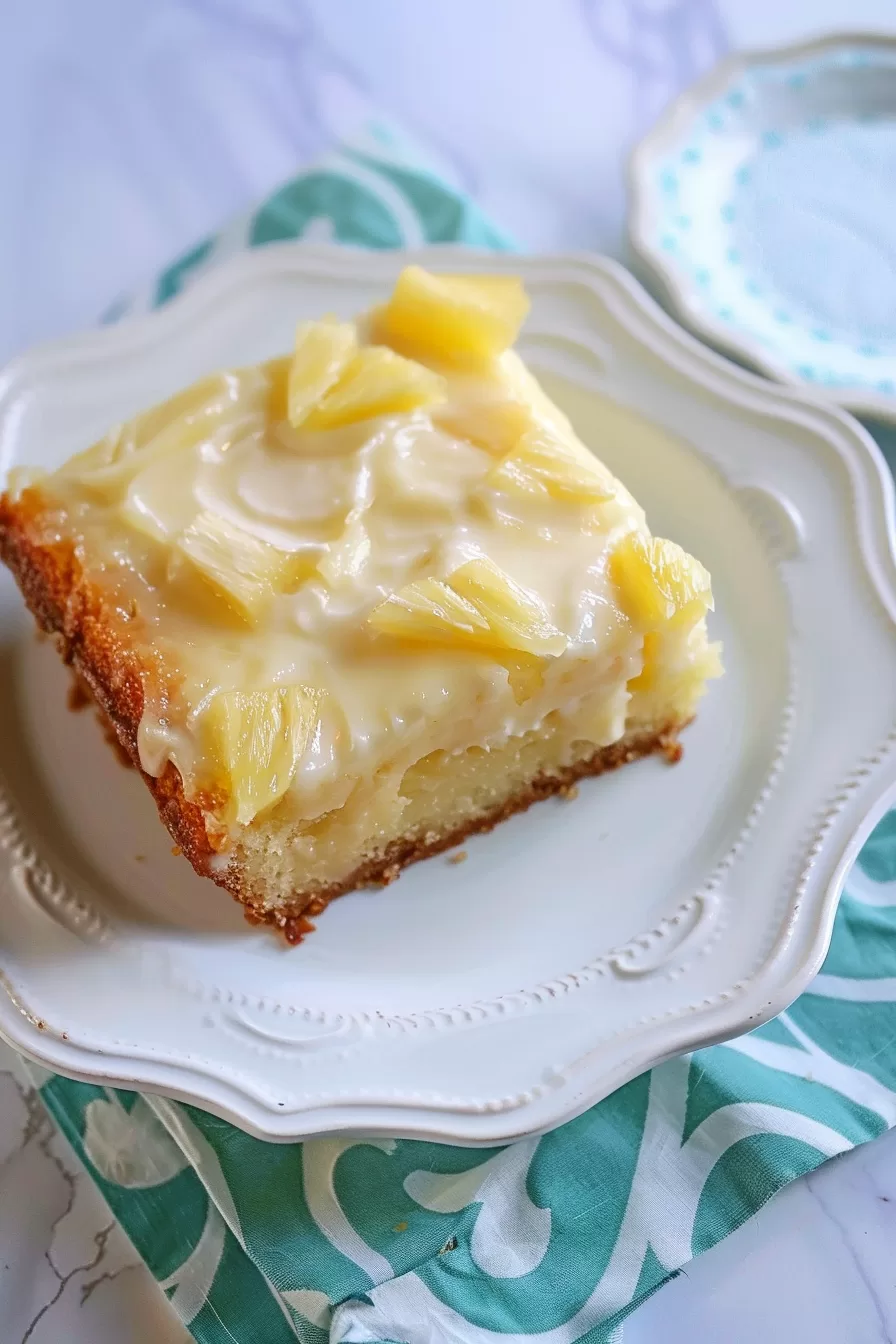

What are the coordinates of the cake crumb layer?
(248, 719, 686, 945)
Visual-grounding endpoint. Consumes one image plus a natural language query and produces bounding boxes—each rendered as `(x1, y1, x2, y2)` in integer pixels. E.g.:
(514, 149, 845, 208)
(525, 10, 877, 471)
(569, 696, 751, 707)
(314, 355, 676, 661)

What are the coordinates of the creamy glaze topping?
(28, 273, 716, 829)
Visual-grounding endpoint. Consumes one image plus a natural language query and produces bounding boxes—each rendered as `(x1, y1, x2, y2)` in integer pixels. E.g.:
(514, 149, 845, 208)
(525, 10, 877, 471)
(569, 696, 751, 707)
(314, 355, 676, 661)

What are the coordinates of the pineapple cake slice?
(0, 263, 721, 940)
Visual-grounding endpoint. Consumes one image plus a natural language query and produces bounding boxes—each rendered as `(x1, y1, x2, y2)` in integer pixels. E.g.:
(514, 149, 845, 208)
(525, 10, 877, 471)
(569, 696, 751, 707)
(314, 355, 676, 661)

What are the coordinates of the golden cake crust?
(0, 486, 227, 889)
(0, 485, 687, 943)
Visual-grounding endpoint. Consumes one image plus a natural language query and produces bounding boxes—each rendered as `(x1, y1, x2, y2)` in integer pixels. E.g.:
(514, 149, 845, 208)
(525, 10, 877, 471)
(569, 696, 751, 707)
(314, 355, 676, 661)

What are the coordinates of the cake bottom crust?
(241, 719, 687, 944)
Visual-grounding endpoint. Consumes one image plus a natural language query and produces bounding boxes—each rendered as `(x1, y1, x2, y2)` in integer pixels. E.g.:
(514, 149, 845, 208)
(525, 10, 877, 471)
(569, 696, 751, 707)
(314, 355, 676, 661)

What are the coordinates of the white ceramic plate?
(2, 245, 896, 1144)
(629, 32, 896, 421)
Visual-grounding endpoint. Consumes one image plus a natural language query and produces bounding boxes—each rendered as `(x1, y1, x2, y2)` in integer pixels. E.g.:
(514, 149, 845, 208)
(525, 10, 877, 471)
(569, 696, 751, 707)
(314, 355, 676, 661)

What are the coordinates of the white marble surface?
(3, 2, 896, 1340)
(0, 1042, 189, 1344)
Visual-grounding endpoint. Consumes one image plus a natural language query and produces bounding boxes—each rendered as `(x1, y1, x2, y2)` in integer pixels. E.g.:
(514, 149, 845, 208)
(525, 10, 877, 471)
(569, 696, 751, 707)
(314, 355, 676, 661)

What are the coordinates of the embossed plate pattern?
(1, 245, 895, 1143)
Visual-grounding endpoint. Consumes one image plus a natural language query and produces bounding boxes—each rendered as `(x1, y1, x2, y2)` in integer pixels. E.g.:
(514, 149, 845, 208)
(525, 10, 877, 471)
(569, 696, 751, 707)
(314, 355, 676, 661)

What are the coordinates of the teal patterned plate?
(629, 32, 896, 421)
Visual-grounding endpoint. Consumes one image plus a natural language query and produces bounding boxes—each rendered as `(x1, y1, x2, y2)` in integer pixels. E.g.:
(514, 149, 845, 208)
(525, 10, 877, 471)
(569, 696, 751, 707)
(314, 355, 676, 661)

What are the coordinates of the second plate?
(630, 32, 896, 421)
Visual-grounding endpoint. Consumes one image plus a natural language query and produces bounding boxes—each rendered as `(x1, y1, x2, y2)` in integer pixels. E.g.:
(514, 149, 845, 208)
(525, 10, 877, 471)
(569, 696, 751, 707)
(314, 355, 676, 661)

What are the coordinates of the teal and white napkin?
(24, 122, 896, 1344)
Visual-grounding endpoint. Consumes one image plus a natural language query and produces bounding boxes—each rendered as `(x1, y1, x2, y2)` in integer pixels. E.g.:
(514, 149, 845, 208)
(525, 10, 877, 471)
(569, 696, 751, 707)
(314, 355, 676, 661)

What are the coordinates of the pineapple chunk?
(303, 347, 446, 430)
(287, 319, 357, 428)
(176, 511, 291, 623)
(628, 630, 722, 707)
(368, 575, 491, 645)
(372, 266, 530, 368)
(487, 429, 616, 505)
(203, 685, 322, 825)
(433, 398, 532, 456)
(368, 556, 565, 659)
(449, 557, 567, 657)
(609, 532, 713, 630)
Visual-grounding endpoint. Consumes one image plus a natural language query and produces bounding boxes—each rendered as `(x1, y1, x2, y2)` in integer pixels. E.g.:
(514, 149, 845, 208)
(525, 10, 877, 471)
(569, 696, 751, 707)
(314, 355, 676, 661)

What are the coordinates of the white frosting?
(50, 341, 670, 820)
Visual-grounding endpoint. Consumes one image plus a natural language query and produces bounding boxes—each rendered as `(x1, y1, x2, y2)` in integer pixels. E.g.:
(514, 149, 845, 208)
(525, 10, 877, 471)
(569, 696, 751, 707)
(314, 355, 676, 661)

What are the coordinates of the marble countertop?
(3, 1, 896, 1339)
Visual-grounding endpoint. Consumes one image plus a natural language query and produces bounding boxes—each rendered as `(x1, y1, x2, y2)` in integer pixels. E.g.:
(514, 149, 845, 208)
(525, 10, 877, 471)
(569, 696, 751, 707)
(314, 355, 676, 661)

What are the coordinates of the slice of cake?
(0, 267, 722, 940)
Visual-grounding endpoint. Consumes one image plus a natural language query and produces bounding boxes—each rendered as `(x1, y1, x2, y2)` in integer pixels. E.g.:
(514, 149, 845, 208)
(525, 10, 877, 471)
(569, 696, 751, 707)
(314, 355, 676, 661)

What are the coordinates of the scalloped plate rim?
(627, 29, 896, 423)
(0, 244, 895, 1142)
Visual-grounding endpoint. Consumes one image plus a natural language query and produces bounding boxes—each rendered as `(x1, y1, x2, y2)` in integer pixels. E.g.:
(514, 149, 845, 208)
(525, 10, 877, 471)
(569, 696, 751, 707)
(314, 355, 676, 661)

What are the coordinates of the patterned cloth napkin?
(22, 122, 896, 1344)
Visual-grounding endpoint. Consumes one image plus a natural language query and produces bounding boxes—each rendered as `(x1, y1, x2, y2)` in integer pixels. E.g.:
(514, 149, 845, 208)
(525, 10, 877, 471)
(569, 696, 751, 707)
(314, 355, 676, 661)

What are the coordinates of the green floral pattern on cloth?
(24, 123, 896, 1343)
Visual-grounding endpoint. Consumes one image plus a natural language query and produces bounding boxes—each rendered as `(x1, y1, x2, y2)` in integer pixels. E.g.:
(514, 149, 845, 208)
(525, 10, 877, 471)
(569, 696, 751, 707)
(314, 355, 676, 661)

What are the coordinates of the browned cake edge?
(0, 486, 687, 944)
(0, 486, 226, 888)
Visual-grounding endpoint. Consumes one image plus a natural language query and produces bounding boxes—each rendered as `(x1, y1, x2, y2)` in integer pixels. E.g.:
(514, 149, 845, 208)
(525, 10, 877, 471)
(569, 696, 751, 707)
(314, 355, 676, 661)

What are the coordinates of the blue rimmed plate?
(629, 32, 896, 422)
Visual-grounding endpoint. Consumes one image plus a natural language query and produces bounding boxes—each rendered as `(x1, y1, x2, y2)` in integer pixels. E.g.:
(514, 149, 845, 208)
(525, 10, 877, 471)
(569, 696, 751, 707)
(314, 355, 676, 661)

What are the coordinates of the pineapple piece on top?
(448, 557, 567, 657)
(203, 685, 322, 825)
(368, 555, 565, 659)
(287, 319, 357, 429)
(433, 398, 533, 457)
(609, 532, 713, 631)
(371, 266, 530, 369)
(303, 346, 446, 430)
(176, 511, 293, 624)
(487, 429, 616, 507)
